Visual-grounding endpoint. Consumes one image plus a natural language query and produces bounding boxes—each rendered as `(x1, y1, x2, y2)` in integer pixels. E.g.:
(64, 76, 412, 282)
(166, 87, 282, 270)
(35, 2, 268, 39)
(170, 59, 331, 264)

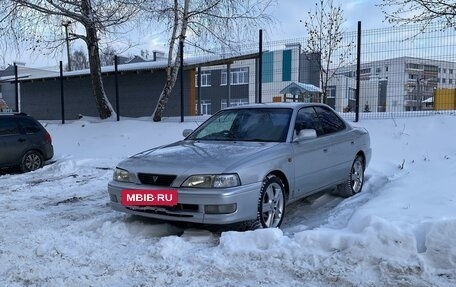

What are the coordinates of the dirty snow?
(1, 114, 455, 287)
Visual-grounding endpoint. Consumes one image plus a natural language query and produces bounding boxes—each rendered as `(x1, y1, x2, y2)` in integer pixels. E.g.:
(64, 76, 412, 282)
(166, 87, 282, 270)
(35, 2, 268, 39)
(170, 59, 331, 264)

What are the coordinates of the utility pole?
(62, 20, 72, 71)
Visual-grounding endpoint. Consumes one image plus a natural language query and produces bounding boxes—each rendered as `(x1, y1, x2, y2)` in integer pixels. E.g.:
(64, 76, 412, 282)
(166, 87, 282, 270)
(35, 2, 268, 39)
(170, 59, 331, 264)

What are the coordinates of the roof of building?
(280, 82, 323, 94)
(0, 51, 259, 83)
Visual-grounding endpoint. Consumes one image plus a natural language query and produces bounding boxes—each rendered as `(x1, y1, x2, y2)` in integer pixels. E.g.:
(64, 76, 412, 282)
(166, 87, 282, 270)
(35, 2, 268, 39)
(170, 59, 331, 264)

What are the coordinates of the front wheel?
(334, 155, 365, 197)
(244, 174, 286, 229)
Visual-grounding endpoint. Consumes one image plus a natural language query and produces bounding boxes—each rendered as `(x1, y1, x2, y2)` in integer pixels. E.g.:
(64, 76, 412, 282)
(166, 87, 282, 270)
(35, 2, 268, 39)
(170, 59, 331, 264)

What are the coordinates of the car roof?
(0, 112, 28, 116)
(223, 102, 330, 111)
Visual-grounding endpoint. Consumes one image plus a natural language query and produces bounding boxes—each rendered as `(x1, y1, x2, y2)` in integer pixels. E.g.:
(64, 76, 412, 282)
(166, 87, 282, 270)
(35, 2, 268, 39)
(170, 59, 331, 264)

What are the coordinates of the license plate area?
(121, 189, 178, 206)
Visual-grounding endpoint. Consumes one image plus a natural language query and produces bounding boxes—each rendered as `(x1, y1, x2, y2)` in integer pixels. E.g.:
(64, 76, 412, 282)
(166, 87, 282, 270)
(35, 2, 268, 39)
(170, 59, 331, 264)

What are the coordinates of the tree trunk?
(86, 26, 114, 119)
(81, 0, 114, 120)
(152, 0, 189, 122)
(153, 66, 179, 122)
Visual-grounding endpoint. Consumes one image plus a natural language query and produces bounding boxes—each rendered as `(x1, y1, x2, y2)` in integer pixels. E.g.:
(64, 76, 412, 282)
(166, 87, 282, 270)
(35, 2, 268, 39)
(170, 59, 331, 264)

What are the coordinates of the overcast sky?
(265, 0, 388, 41)
(2, 0, 390, 69)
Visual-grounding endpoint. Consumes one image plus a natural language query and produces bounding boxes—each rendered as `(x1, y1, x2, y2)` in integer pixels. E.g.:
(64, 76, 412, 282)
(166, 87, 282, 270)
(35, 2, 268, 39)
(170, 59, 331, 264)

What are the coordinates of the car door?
(0, 117, 25, 166)
(313, 106, 354, 184)
(292, 107, 338, 197)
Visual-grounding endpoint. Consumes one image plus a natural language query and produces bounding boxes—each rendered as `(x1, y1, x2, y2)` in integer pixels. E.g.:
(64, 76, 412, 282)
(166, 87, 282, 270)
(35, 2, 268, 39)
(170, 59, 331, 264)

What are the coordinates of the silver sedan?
(107, 103, 371, 229)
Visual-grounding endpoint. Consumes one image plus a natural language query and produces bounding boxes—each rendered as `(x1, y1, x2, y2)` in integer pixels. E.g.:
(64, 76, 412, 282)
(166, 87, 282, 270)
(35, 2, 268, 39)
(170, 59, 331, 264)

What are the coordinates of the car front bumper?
(107, 181, 262, 225)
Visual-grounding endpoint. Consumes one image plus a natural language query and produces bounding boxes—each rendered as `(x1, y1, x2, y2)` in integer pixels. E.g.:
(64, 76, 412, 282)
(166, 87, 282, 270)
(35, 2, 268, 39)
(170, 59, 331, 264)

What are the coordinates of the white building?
(328, 57, 456, 112)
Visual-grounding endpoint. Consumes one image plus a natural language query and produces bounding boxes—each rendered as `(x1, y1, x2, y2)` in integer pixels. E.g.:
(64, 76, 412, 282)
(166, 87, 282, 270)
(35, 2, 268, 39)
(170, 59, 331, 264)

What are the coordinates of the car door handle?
(18, 138, 26, 142)
(323, 148, 328, 153)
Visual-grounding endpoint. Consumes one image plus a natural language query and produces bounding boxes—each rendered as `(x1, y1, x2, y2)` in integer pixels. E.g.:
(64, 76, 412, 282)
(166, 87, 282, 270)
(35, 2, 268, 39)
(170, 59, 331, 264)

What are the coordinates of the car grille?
(137, 173, 177, 186)
(126, 204, 198, 217)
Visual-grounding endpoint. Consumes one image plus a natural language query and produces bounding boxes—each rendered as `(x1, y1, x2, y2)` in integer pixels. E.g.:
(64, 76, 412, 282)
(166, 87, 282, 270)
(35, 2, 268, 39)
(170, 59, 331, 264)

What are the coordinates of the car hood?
(117, 140, 280, 175)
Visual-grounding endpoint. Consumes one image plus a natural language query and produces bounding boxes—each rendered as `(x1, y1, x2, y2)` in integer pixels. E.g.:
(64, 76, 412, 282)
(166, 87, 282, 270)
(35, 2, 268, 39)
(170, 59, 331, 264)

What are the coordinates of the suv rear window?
(19, 117, 42, 134)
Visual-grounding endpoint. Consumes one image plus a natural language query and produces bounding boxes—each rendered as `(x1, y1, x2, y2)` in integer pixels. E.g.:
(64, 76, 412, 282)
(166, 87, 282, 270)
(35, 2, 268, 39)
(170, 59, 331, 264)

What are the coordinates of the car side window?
(314, 106, 346, 135)
(19, 118, 41, 134)
(295, 107, 324, 136)
(0, 118, 21, 136)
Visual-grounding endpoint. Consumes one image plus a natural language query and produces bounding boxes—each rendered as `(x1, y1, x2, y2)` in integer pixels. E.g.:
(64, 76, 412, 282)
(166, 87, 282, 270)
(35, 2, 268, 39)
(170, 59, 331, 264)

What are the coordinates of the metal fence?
(307, 23, 452, 119)
(2, 22, 456, 122)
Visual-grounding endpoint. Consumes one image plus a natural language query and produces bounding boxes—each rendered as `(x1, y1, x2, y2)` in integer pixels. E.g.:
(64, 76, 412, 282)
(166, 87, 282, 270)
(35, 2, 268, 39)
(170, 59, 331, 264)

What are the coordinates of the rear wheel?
(20, 150, 44, 172)
(334, 155, 365, 197)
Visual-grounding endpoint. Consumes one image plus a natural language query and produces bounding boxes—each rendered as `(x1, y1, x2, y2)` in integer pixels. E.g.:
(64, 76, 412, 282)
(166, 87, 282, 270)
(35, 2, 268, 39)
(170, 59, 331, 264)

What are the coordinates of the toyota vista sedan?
(107, 103, 371, 229)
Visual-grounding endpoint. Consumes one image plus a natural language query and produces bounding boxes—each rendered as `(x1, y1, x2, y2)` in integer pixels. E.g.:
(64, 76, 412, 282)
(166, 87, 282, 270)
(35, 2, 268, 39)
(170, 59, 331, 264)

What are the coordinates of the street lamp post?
(62, 20, 72, 71)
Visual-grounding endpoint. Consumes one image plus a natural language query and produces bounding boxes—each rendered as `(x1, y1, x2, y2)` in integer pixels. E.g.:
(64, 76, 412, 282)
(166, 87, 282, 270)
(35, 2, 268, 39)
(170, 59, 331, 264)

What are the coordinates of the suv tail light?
(44, 130, 52, 144)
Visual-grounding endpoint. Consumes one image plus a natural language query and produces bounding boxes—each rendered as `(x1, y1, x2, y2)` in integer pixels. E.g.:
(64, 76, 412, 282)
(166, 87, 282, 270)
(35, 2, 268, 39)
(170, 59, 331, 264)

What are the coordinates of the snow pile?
(0, 115, 455, 286)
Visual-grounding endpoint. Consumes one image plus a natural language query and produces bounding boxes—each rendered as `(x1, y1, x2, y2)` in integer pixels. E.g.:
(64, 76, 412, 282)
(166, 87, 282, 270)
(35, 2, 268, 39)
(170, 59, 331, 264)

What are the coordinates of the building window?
(450, 69, 454, 74)
(221, 68, 249, 85)
(376, 67, 381, 74)
(199, 71, 211, 87)
(196, 100, 212, 115)
(443, 68, 447, 73)
(327, 86, 336, 98)
(349, 88, 356, 100)
(221, 71, 227, 85)
(442, 78, 446, 84)
(385, 66, 389, 72)
(450, 79, 453, 84)
(282, 50, 292, 81)
(262, 51, 274, 83)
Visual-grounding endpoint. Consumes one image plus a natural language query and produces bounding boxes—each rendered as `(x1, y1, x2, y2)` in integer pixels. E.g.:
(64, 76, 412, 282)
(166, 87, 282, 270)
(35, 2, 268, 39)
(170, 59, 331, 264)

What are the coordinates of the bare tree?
(302, 0, 353, 104)
(0, 0, 145, 119)
(149, 0, 275, 122)
(140, 49, 150, 59)
(100, 45, 118, 67)
(70, 48, 89, 71)
(379, 0, 456, 29)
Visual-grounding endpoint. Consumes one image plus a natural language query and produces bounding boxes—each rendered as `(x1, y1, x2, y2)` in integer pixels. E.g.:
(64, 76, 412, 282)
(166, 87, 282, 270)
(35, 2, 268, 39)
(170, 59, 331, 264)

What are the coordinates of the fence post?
(258, 29, 263, 103)
(197, 67, 201, 115)
(115, 55, 120, 121)
(355, 21, 361, 122)
(14, 64, 19, 112)
(59, 61, 65, 124)
(227, 63, 231, 107)
(180, 38, 185, 122)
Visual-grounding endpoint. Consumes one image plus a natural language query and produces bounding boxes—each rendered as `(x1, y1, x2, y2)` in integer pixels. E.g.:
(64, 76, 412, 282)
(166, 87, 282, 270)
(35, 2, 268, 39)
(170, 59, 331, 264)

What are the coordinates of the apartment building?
(328, 57, 456, 113)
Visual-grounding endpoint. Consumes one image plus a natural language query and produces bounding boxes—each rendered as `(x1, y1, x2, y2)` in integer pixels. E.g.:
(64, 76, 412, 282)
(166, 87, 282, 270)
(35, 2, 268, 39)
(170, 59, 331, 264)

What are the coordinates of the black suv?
(0, 113, 54, 172)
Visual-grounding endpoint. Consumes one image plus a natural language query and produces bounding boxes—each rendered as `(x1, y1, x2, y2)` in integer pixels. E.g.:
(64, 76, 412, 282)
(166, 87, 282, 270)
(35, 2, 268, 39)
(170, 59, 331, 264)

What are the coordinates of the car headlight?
(113, 168, 130, 182)
(181, 174, 240, 188)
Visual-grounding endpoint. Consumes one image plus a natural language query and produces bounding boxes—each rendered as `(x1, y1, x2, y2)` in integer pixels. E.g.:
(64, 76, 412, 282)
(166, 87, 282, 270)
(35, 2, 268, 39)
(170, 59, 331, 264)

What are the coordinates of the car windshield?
(188, 108, 293, 142)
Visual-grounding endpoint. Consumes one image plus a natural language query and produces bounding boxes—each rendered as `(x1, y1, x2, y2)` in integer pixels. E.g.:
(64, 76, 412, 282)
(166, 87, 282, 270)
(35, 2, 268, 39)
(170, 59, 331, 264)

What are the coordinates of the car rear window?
(314, 106, 346, 134)
(19, 117, 42, 134)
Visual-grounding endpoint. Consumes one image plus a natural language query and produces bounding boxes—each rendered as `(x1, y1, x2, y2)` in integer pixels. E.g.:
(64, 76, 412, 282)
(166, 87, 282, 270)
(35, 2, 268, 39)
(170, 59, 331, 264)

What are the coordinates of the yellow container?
(434, 89, 456, 110)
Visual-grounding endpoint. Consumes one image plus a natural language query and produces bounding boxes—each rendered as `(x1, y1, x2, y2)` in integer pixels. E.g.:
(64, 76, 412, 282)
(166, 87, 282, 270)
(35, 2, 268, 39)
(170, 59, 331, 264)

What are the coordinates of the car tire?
(334, 155, 365, 198)
(244, 174, 287, 230)
(20, 150, 44, 173)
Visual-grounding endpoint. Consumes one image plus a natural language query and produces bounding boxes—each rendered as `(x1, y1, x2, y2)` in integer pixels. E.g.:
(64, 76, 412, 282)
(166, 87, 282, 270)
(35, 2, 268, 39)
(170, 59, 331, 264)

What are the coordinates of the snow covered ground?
(1, 114, 456, 287)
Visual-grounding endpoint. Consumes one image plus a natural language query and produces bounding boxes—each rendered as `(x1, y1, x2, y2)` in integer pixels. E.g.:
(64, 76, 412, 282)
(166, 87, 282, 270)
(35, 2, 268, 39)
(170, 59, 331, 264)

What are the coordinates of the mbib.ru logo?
(121, 189, 178, 206)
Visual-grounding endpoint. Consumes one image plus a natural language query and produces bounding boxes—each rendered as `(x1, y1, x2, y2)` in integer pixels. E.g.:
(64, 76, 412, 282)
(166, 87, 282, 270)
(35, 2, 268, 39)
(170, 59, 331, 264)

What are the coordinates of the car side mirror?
(183, 129, 193, 137)
(293, 129, 317, 142)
